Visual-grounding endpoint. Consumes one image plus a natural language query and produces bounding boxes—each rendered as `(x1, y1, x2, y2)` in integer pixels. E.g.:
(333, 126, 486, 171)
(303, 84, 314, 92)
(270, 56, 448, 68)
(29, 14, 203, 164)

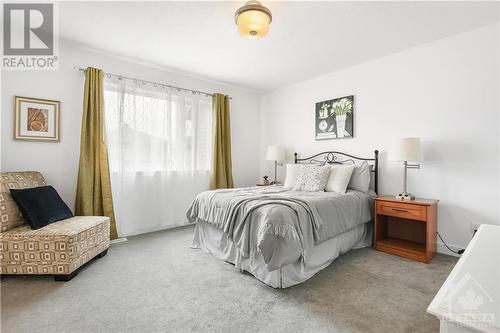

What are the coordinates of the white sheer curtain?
(104, 77, 212, 236)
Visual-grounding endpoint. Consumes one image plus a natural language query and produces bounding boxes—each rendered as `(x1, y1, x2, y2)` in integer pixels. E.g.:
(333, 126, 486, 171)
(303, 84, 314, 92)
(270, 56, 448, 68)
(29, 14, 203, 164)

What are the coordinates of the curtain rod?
(74, 66, 231, 99)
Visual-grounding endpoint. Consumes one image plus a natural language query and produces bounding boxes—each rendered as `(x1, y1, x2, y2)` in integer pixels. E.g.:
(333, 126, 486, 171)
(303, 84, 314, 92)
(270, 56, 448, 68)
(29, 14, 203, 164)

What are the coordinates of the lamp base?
(395, 192, 415, 201)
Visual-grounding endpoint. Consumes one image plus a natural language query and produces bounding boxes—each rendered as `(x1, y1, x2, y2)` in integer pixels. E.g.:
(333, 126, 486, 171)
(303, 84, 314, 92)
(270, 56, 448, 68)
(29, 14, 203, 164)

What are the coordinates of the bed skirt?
(191, 220, 372, 288)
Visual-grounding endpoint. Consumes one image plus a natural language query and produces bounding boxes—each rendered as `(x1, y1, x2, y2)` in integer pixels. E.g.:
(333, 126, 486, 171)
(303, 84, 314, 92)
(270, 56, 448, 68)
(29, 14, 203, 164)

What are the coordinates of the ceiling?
(60, 1, 499, 92)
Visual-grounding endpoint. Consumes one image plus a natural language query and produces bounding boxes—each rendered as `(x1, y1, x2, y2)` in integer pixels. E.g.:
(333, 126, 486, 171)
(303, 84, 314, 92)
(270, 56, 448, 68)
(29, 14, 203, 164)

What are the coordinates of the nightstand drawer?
(376, 201, 427, 221)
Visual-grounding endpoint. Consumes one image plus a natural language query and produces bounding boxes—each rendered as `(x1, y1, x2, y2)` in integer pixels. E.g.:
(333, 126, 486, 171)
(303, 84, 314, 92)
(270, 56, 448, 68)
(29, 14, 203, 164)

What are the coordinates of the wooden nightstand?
(374, 196, 438, 263)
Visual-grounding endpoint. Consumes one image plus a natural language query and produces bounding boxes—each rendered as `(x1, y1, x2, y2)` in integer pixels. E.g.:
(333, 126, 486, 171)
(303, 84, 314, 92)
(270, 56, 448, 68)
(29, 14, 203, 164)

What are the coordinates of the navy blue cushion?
(10, 186, 73, 230)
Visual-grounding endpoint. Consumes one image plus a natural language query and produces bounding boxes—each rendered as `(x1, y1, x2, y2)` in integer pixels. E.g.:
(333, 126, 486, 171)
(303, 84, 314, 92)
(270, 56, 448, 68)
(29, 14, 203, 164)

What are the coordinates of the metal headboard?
(294, 150, 379, 194)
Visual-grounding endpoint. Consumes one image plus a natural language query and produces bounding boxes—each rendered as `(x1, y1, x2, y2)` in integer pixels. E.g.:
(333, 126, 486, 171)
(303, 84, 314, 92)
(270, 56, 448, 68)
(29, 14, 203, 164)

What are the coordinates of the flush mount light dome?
(235, 1, 272, 39)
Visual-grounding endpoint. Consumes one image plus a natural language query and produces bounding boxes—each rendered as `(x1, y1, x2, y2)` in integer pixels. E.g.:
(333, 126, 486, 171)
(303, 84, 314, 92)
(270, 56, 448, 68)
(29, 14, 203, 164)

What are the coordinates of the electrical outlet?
(470, 222, 480, 235)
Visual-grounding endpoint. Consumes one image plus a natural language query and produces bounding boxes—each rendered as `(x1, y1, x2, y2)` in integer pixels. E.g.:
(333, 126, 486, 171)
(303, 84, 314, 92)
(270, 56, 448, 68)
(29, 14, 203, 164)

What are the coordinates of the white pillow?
(283, 164, 299, 188)
(293, 165, 331, 192)
(325, 164, 355, 194)
(348, 161, 371, 193)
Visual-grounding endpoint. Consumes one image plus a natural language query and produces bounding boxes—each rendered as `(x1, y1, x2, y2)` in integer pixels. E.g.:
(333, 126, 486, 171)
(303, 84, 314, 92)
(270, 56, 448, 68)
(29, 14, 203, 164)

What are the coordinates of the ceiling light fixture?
(235, 1, 272, 39)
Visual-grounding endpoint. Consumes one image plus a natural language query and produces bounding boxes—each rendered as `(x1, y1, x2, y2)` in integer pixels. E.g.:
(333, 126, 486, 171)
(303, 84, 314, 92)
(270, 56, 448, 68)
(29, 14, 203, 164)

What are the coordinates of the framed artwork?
(14, 96, 60, 141)
(315, 95, 354, 140)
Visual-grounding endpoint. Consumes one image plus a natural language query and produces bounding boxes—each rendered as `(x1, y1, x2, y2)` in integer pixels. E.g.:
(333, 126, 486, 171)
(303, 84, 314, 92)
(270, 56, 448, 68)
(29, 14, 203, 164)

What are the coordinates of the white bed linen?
(187, 186, 374, 271)
(192, 219, 372, 288)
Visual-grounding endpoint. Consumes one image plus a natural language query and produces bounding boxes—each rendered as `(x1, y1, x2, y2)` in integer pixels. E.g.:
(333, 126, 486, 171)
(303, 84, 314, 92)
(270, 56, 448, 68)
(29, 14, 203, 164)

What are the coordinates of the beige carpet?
(1, 225, 457, 333)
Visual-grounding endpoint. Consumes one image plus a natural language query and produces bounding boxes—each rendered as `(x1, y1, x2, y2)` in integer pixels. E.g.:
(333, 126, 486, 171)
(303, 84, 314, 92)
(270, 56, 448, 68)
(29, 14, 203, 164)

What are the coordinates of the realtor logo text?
(2, 3, 59, 70)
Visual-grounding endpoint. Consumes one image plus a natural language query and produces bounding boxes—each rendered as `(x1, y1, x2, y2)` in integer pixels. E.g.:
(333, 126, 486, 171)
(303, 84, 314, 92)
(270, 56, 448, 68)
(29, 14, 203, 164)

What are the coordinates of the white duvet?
(186, 186, 374, 271)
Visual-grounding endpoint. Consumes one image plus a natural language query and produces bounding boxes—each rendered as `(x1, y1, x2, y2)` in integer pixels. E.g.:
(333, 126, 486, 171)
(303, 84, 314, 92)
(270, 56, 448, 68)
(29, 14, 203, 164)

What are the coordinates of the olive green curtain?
(75, 67, 118, 240)
(210, 93, 234, 190)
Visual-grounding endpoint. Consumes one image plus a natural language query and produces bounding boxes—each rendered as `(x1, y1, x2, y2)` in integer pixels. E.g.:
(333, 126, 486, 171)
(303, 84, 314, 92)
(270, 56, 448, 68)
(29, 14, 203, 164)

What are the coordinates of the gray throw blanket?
(187, 186, 373, 271)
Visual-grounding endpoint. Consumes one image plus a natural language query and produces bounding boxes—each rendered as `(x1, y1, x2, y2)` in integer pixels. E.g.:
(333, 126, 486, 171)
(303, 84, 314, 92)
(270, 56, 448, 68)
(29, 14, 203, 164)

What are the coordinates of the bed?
(187, 150, 379, 288)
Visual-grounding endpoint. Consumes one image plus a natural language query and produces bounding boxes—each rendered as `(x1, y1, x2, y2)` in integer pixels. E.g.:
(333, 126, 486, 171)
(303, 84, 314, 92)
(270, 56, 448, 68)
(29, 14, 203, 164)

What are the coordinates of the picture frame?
(14, 96, 60, 142)
(315, 95, 354, 141)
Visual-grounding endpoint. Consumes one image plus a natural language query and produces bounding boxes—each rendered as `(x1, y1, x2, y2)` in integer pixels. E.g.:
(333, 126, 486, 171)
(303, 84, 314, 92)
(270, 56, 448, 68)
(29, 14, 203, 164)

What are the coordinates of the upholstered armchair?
(0, 172, 110, 281)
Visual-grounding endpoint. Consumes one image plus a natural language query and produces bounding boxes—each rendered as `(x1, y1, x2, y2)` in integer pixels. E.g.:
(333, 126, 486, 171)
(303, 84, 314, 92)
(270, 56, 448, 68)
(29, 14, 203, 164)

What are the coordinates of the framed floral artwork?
(315, 95, 354, 140)
(14, 96, 60, 141)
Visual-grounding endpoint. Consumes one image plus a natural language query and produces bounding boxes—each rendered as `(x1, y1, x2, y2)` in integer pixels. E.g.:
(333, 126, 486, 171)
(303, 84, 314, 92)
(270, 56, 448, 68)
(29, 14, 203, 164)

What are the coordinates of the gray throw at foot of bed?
(187, 186, 374, 271)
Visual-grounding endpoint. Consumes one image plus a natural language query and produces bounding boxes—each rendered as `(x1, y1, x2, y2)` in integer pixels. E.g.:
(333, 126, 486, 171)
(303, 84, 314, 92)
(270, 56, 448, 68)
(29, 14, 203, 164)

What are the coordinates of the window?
(104, 79, 212, 173)
(103, 77, 213, 235)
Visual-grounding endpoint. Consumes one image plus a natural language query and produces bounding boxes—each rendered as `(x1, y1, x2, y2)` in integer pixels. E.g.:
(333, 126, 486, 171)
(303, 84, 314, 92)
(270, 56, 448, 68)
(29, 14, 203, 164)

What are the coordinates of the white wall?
(1, 42, 261, 215)
(2, 24, 498, 251)
(260, 24, 500, 253)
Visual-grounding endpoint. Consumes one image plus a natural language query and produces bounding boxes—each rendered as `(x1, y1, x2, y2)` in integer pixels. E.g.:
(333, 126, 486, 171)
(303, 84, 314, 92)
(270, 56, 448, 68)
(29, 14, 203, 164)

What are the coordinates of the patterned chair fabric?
(0, 172, 110, 275)
(1, 171, 46, 232)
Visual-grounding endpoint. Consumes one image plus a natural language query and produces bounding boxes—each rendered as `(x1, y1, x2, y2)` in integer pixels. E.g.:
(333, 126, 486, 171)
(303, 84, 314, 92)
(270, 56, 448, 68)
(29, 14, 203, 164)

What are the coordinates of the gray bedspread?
(187, 186, 374, 271)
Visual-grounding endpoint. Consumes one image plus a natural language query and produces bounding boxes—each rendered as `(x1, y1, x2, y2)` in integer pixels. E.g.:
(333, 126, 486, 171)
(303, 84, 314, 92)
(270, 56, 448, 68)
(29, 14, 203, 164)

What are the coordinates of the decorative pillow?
(283, 164, 299, 188)
(348, 161, 371, 192)
(293, 165, 331, 192)
(325, 164, 355, 194)
(9, 185, 73, 230)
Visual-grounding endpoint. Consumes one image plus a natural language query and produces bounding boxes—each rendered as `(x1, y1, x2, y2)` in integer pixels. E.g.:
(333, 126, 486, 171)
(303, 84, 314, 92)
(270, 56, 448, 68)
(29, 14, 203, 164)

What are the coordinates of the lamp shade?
(389, 138, 423, 162)
(266, 145, 285, 161)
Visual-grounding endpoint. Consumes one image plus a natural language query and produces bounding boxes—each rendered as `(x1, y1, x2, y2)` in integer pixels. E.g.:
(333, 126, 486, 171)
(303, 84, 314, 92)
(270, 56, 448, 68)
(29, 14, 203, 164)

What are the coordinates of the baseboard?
(437, 241, 466, 257)
(110, 237, 128, 245)
(120, 223, 194, 239)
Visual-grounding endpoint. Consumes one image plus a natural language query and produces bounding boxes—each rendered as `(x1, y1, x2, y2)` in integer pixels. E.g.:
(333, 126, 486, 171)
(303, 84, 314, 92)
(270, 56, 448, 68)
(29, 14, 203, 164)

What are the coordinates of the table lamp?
(389, 138, 423, 200)
(266, 145, 285, 184)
